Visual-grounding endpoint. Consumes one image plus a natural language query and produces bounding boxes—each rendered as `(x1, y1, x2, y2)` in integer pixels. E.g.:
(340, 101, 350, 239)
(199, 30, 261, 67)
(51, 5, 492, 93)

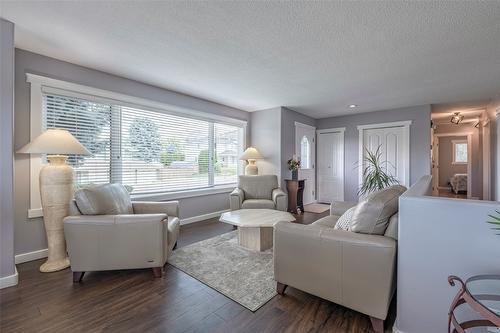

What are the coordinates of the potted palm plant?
(487, 211, 500, 235)
(358, 145, 399, 197)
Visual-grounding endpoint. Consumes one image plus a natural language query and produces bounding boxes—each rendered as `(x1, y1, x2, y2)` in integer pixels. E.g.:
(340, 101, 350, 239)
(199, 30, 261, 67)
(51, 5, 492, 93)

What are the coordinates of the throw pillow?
(350, 185, 407, 235)
(74, 183, 133, 215)
(334, 206, 356, 231)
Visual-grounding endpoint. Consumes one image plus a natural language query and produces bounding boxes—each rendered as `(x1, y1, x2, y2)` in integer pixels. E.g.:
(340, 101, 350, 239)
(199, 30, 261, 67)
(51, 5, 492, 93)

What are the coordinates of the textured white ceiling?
(2, 1, 500, 118)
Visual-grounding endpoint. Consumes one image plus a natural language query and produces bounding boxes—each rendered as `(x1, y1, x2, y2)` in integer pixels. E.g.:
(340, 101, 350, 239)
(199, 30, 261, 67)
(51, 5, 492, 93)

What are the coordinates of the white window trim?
(295, 121, 316, 170)
(26, 73, 246, 219)
(452, 139, 468, 165)
(357, 121, 411, 188)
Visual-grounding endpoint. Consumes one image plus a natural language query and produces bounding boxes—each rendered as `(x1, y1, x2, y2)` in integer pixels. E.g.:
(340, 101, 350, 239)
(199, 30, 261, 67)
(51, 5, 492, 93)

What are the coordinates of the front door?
(295, 122, 316, 205)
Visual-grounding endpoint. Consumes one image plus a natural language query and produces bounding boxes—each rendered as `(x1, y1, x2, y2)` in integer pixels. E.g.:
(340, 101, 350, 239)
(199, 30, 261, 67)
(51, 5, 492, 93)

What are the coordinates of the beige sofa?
(63, 183, 180, 282)
(230, 175, 287, 211)
(274, 186, 405, 333)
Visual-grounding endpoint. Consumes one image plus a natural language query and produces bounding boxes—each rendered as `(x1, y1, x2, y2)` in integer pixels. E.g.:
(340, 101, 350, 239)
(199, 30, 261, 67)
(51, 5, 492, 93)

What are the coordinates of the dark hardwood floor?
(0, 210, 394, 333)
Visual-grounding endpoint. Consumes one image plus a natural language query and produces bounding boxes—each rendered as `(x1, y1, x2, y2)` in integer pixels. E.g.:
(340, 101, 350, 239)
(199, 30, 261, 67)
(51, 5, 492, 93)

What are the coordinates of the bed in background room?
(450, 173, 467, 194)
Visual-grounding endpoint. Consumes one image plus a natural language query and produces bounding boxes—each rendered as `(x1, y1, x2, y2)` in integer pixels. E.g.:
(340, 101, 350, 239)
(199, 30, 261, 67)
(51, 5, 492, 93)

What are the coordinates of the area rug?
(168, 231, 276, 311)
(303, 203, 330, 213)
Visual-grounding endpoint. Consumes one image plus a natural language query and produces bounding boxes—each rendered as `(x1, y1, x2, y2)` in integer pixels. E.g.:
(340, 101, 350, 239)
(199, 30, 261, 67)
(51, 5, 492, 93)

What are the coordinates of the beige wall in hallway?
(437, 136, 467, 188)
(434, 123, 482, 199)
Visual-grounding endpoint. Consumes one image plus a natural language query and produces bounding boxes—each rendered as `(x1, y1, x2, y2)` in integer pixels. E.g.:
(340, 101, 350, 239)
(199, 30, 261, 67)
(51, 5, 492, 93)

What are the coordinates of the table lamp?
(18, 129, 90, 272)
(239, 147, 263, 175)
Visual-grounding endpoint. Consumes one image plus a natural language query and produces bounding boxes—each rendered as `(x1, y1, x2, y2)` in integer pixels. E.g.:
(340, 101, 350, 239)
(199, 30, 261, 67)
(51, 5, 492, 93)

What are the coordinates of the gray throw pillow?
(74, 183, 133, 215)
(334, 206, 356, 231)
(350, 185, 407, 235)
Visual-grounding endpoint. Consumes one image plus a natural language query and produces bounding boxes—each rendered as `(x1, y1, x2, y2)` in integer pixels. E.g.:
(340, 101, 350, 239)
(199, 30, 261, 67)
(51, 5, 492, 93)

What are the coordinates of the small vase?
(291, 170, 298, 180)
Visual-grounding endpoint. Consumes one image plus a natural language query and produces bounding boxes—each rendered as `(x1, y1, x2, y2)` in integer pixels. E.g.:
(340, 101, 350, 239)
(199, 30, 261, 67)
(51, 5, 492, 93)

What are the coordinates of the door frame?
(357, 120, 412, 188)
(294, 121, 316, 204)
(434, 131, 473, 199)
(482, 118, 491, 201)
(316, 127, 345, 202)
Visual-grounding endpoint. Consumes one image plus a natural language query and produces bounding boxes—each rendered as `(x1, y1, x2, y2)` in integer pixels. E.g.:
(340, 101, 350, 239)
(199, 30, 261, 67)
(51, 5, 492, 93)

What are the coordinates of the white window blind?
(42, 93, 244, 195)
(43, 94, 112, 185)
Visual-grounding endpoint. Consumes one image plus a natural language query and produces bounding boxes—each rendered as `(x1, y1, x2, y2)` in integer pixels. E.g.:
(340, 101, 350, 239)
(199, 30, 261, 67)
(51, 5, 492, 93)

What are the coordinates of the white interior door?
(317, 130, 344, 203)
(359, 123, 410, 187)
(295, 122, 316, 204)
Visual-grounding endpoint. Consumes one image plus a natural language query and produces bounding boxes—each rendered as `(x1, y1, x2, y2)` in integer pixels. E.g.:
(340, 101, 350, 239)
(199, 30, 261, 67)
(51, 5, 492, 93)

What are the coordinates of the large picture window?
(42, 93, 244, 195)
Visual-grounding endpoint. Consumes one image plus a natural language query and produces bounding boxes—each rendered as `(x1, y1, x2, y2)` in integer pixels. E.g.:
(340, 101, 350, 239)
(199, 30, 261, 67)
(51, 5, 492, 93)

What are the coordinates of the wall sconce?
(450, 112, 464, 125)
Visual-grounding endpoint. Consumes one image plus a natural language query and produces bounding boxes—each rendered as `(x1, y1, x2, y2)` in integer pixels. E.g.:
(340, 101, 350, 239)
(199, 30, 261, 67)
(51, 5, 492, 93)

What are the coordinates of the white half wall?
(396, 176, 500, 333)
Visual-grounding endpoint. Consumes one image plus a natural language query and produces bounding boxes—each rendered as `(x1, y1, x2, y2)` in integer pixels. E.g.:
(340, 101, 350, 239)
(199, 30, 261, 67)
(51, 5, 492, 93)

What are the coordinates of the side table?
(448, 275, 500, 332)
(285, 179, 305, 214)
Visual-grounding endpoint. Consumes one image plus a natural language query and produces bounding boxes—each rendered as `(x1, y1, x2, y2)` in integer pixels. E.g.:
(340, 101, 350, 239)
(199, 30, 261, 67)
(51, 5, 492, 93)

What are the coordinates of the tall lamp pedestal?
(39, 155, 73, 272)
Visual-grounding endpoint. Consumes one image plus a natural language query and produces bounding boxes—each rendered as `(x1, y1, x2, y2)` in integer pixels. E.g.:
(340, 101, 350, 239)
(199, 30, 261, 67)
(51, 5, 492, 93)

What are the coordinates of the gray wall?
(437, 136, 467, 187)
(249, 106, 316, 190)
(316, 105, 432, 201)
(0, 19, 16, 281)
(250, 107, 282, 179)
(280, 107, 316, 189)
(14, 49, 250, 256)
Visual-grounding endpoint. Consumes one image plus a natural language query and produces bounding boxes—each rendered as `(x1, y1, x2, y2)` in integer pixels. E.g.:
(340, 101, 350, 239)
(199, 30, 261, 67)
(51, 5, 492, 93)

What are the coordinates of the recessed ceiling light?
(348, 104, 358, 109)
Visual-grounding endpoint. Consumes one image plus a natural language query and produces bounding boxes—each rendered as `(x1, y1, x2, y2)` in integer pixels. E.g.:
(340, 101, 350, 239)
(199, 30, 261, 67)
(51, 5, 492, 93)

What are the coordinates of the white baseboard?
(15, 248, 48, 264)
(180, 209, 230, 225)
(14, 211, 229, 265)
(0, 267, 18, 289)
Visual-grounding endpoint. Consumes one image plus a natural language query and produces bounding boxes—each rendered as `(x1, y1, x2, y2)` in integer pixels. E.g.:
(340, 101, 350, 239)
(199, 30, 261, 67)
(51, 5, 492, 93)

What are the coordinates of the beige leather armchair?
(64, 184, 180, 282)
(274, 201, 398, 333)
(230, 175, 287, 211)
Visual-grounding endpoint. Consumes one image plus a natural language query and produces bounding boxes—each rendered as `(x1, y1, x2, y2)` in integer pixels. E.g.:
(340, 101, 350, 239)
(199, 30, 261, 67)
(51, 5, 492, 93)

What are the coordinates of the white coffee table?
(219, 209, 295, 251)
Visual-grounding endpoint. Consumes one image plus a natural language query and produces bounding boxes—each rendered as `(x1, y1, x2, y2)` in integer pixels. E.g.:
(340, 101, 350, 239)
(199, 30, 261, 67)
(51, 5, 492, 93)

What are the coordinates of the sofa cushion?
(384, 213, 399, 240)
(241, 199, 275, 209)
(238, 175, 278, 200)
(350, 185, 407, 235)
(334, 206, 356, 231)
(74, 183, 133, 215)
(311, 215, 339, 228)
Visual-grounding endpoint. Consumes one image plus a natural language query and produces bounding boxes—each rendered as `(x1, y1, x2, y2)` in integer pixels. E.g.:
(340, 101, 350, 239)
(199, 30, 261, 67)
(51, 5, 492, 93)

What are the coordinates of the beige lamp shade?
(239, 147, 263, 160)
(17, 128, 91, 155)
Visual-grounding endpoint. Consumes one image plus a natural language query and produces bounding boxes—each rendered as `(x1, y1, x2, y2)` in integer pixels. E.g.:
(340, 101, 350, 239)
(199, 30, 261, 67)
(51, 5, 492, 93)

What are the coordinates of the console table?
(285, 179, 305, 214)
(448, 275, 500, 332)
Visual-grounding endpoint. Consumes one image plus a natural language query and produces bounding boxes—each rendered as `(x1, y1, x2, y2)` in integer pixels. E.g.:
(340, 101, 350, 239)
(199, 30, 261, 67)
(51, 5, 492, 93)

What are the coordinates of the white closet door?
(361, 126, 408, 186)
(318, 131, 344, 203)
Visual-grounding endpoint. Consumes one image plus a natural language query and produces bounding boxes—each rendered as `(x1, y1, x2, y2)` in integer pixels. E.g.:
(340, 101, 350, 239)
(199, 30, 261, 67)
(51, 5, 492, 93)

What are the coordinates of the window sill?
(130, 184, 236, 202)
(28, 184, 237, 219)
(452, 162, 468, 165)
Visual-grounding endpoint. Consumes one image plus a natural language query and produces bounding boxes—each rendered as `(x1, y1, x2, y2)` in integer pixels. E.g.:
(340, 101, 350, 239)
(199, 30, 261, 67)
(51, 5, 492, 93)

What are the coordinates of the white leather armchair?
(63, 184, 180, 282)
(230, 175, 287, 211)
(274, 201, 399, 333)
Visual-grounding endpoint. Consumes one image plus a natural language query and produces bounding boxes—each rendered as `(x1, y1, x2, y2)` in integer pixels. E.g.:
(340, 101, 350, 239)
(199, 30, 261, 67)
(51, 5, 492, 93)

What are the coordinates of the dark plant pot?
(291, 170, 298, 180)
